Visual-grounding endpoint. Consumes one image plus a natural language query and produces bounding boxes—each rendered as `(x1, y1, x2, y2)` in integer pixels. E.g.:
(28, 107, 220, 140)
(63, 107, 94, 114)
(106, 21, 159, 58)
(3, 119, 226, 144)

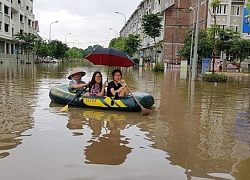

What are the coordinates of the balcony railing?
(4, 14, 10, 24)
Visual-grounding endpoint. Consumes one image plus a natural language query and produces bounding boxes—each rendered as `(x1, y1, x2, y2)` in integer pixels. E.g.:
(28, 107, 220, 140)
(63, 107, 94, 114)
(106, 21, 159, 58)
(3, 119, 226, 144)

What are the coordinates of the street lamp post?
(115, 11, 127, 25)
(109, 28, 117, 38)
(65, 33, 71, 44)
(191, 0, 201, 81)
(189, 7, 196, 71)
(49, 21, 58, 41)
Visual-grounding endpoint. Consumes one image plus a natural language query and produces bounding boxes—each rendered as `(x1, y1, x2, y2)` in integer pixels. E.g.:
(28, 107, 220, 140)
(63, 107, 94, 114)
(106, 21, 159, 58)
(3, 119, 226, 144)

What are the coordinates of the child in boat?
(68, 68, 89, 94)
(107, 69, 129, 98)
(89, 71, 107, 96)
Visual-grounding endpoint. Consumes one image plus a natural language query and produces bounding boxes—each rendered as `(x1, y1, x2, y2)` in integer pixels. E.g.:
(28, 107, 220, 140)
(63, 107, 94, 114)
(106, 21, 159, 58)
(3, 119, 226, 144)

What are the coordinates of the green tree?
(82, 45, 103, 58)
(66, 48, 82, 60)
(246, 0, 250, 11)
(229, 39, 250, 63)
(109, 37, 126, 50)
(179, 29, 212, 64)
(141, 13, 163, 44)
(15, 33, 37, 63)
(216, 27, 240, 61)
(36, 41, 49, 58)
(141, 13, 163, 64)
(47, 40, 69, 59)
(209, 0, 221, 73)
(124, 34, 141, 57)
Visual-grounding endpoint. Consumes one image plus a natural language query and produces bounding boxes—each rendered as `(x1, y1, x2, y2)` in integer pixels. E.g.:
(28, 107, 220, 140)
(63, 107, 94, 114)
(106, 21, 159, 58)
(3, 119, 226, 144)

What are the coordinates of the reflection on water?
(0, 60, 250, 179)
(58, 108, 139, 165)
(0, 62, 35, 159)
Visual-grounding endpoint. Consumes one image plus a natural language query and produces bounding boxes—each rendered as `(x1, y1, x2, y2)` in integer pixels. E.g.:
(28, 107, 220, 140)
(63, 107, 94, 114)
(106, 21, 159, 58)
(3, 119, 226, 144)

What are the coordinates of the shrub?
(133, 58, 139, 65)
(153, 63, 164, 72)
(202, 73, 227, 82)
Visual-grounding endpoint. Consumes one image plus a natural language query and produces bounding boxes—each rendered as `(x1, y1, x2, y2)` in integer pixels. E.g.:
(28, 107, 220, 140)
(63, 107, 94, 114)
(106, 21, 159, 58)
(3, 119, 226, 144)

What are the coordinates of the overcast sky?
(33, 0, 142, 49)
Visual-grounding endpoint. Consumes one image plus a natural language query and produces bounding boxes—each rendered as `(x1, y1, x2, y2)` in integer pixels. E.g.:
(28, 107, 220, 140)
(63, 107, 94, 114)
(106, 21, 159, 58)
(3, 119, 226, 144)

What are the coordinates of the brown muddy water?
(0, 60, 249, 180)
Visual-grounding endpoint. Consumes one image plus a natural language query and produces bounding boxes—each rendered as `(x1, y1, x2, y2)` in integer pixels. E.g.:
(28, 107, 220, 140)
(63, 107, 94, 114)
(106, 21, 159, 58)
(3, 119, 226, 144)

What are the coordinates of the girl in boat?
(107, 69, 129, 98)
(89, 71, 107, 96)
(68, 68, 89, 94)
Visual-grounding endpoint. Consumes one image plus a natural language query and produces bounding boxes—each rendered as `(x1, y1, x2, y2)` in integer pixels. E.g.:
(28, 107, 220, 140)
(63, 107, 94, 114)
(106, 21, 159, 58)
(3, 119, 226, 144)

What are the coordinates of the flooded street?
(0, 60, 249, 180)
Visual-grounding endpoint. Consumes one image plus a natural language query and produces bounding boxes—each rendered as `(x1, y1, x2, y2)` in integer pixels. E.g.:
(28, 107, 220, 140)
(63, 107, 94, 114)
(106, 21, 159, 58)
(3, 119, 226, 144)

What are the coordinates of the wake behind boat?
(49, 84, 154, 112)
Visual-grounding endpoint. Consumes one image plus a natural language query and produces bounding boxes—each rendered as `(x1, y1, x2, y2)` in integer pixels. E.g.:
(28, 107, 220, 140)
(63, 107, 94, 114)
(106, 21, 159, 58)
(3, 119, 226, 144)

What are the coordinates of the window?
(5, 23, 9, 32)
(231, 6, 241, 16)
(213, 5, 227, 15)
(0, 21, 2, 30)
(20, 14, 23, 22)
(4, 5, 9, 15)
(18, 0, 21, 4)
(219, 25, 226, 30)
(230, 26, 239, 32)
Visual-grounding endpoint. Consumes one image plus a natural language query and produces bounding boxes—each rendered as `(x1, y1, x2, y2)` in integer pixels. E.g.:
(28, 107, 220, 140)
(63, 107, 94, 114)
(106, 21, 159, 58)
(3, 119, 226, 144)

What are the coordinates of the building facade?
(120, 0, 248, 64)
(0, 0, 38, 60)
(120, 0, 173, 64)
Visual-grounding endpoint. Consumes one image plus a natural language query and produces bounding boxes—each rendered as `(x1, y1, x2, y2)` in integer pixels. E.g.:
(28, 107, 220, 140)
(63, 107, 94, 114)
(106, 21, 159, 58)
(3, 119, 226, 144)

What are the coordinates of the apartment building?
(207, 0, 246, 34)
(120, 0, 173, 63)
(120, 0, 248, 64)
(0, 0, 37, 60)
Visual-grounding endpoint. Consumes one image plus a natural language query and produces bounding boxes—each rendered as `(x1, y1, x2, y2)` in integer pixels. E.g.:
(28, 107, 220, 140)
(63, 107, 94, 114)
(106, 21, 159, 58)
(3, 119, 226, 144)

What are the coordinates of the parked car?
(43, 56, 58, 63)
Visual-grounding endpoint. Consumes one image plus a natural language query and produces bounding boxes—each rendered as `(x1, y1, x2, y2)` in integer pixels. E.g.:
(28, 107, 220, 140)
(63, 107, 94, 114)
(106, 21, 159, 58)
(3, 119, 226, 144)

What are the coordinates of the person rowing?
(68, 68, 89, 94)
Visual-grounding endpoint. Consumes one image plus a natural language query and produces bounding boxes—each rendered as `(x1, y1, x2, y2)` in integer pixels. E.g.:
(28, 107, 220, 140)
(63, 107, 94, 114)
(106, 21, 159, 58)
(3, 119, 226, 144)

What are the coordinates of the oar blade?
(60, 105, 69, 112)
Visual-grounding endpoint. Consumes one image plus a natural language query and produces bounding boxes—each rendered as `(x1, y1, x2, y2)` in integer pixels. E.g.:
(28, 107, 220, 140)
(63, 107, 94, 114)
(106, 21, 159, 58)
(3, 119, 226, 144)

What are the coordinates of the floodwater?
(0, 60, 249, 180)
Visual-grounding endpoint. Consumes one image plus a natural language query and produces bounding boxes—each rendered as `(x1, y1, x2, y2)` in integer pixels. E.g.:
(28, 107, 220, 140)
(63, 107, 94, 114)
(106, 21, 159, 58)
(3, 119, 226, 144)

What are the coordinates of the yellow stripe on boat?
(103, 97, 119, 107)
(81, 98, 107, 107)
(114, 99, 127, 107)
(83, 111, 106, 120)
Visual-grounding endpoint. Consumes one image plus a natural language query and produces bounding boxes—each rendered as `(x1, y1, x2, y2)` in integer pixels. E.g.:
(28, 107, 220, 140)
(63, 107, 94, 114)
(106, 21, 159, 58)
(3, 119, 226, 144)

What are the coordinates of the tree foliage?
(14, 33, 37, 62)
(82, 45, 103, 58)
(109, 37, 126, 50)
(124, 34, 141, 56)
(141, 13, 163, 43)
(66, 48, 82, 59)
(246, 0, 250, 11)
(179, 29, 212, 64)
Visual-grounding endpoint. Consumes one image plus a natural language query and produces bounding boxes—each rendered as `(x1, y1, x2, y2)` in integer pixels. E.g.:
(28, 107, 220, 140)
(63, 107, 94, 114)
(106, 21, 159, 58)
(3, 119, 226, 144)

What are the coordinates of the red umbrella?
(85, 48, 135, 81)
(85, 48, 135, 67)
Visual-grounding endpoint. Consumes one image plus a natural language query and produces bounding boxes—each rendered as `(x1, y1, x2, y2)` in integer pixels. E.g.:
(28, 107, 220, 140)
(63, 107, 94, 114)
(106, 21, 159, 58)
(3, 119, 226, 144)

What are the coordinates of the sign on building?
(242, 8, 250, 33)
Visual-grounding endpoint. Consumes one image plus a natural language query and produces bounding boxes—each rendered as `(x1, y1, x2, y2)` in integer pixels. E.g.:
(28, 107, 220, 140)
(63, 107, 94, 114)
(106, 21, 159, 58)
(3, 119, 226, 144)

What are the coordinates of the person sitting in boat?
(68, 68, 89, 94)
(89, 71, 107, 96)
(107, 69, 129, 98)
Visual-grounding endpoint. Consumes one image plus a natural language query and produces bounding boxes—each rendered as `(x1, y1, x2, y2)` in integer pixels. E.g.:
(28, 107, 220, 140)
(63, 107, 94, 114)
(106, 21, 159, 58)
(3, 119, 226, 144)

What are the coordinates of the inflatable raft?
(49, 84, 154, 112)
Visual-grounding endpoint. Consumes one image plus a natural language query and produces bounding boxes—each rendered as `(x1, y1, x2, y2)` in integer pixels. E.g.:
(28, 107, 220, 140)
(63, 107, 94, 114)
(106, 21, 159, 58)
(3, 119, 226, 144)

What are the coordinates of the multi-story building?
(120, 0, 173, 64)
(120, 0, 248, 65)
(0, 0, 38, 60)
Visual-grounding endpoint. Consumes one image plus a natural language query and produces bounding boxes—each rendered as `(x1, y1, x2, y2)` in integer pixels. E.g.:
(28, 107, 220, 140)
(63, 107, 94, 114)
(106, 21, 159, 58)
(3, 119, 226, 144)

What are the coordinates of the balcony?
(11, 4, 19, 12)
(4, 14, 10, 24)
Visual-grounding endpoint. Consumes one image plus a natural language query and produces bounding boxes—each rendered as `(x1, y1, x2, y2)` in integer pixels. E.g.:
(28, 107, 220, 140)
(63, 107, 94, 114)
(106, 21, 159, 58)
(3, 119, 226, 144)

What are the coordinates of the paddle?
(126, 86, 152, 116)
(60, 86, 88, 112)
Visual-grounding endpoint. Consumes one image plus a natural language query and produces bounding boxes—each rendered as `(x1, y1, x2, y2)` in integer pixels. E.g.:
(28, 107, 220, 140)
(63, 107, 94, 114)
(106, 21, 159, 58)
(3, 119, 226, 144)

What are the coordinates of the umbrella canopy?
(85, 48, 135, 67)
